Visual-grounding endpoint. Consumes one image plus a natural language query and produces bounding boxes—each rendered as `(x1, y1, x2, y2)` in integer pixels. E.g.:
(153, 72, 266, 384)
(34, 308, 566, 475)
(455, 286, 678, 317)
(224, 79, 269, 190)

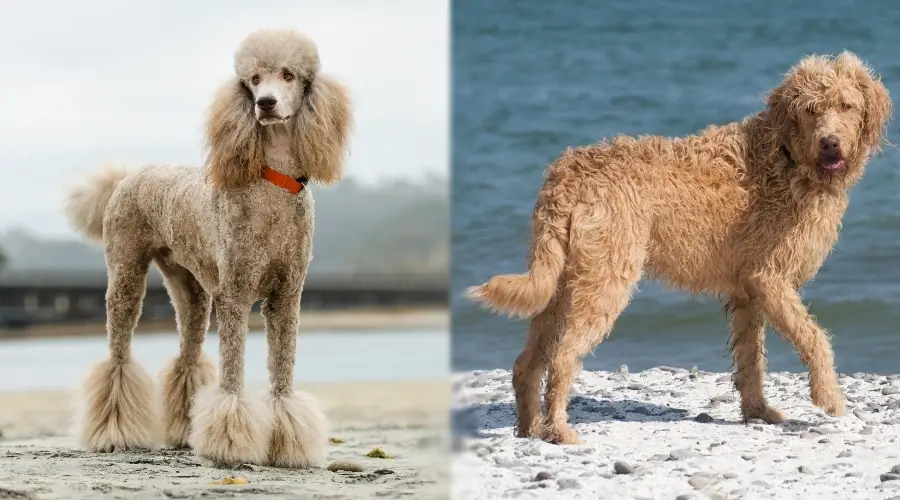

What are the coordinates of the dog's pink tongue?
(822, 158, 845, 171)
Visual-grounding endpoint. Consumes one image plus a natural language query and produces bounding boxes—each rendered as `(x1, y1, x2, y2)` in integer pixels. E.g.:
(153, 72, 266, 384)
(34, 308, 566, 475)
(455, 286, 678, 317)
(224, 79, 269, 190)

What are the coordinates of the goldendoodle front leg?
(156, 260, 216, 448)
(758, 280, 845, 417)
(79, 251, 161, 452)
(188, 295, 273, 465)
(261, 288, 328, 468)
(727, 298, 784, 424)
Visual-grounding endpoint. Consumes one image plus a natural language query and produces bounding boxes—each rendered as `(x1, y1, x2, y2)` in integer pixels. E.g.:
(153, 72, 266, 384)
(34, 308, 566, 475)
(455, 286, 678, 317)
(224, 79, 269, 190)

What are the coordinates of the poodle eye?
(282, 70, 295, 82)
(841, 102, 854, 111)
(806, 107, 818, 117)
(250, 75, 260, 86)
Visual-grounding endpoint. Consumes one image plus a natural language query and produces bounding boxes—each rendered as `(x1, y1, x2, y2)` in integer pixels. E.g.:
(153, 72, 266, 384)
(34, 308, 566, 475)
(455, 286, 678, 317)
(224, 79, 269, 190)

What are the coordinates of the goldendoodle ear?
(764, 82, 796, 151)
(203, 77, 266, 190)
(856, 69, 892, 152)
(291, 74, 352, 185)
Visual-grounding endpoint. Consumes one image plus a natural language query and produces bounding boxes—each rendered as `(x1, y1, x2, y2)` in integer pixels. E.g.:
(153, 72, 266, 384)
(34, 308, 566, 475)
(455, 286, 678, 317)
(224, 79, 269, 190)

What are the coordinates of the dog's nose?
(819, 135, 840, 155)
(256, 96, 277, 112)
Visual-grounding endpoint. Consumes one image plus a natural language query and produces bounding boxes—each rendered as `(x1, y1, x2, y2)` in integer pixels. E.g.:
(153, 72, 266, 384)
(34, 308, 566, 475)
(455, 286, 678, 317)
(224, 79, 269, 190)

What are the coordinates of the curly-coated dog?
(63, 28, 352, 467)
(468, 52, 892, 445)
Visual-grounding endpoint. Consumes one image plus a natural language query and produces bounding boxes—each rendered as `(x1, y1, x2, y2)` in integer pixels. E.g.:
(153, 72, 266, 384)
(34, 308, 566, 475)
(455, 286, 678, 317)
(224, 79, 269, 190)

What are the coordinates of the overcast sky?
(0, 0, 448, 238)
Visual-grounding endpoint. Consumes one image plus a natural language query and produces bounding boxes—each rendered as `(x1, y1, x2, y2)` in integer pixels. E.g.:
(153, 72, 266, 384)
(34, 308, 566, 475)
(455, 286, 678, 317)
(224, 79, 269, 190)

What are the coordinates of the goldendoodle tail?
(63, 165, 130, 243)
(466, 204, 569, 319)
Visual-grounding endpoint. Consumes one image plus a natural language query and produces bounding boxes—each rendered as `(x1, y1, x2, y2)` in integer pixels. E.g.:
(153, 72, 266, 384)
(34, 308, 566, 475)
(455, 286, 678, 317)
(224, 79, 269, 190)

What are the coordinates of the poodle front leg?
(261, 288, 328, 468)
(79, 252, 161, 452)
(188, 295, 273, 465)
(727, 297, 785, 424)
(757, 280, 845, 417)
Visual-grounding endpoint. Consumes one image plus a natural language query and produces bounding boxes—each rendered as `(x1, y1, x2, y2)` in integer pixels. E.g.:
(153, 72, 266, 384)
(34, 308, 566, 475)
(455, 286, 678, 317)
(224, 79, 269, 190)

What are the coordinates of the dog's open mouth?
(820, 157, 845, 171)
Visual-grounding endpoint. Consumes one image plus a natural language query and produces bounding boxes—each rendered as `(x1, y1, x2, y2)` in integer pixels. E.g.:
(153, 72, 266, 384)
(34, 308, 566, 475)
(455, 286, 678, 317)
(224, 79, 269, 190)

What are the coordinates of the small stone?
(884, 386, 900, 396)
(891, 465, 900, 474)
(675, 495, 697, 500)
(851, 372, 866, 379)
(533, 471, 552, 482)
(613, 461, 635, 475)
(888, 400, 900, 410)
(709, 394, 736, 405)
(616, 364, 629, 374)
(557, 478, 581, 489)
(845, 471, 863, 478)
(741, 455, 755, 461)
(658, 366, 679, 373)
(881, 473, 900, 482)
(649, 454, 670, 461)
(798, 465, 816, 475)
(494, 457, 524, 468)
(694, 413, 714, 423)
(627, 383, 646, 391)
(671, 391, 688, 398)
(837, 450, 852, 458)
(818, 438, 831, 444)
(688, 475, 712, 489)
(860, 426, 874, 435)
(723, 472, 738, 479)
(669, 448, 697, 461)
(751, 480, 770, 488)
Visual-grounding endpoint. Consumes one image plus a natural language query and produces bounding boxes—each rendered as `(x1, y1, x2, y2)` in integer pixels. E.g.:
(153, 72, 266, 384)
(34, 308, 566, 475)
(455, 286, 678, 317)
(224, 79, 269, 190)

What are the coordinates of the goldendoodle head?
(765, 51, 891, 183)
(204, 28, 352, 190)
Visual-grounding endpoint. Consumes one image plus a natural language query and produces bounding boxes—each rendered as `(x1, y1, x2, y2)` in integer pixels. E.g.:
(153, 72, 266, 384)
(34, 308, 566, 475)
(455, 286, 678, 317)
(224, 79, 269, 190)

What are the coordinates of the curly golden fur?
(63, 28, 351, 467)
(468, 52, 892, 445)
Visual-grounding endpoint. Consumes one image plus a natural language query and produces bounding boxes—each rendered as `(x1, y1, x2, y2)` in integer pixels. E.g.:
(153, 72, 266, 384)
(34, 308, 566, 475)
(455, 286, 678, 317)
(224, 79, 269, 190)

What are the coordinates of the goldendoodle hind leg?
(155, 258, 216, 448)
(188, 296, 273, 465)
(78, 250, 161, 451)
(727, 297, 785, 424)
(262, 292, 328, 468)
(513, 288, 565, 439)
(542, 203, 644, 445)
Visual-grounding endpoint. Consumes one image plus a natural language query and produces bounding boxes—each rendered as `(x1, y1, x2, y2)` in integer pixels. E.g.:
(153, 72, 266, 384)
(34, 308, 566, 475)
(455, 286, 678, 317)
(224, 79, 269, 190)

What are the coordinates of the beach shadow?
(453, 395, 694, 438)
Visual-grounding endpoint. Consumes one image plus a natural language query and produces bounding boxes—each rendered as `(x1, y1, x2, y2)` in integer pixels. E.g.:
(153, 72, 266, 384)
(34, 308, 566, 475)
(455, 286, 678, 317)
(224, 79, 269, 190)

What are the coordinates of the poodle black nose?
(256, 96, 277, 112)
(819, 135, 841, 156)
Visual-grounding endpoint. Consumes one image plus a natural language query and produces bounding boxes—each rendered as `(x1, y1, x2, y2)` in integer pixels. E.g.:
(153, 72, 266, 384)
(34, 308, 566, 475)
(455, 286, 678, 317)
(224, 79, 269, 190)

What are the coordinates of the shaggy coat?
(469, 52, 892, 445)
(64, 28, 352, 467)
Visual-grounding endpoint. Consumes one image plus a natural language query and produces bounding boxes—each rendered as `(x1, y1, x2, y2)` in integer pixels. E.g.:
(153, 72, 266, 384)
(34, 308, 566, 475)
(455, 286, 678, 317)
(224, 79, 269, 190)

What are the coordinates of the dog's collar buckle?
(262, 167, 308, 195)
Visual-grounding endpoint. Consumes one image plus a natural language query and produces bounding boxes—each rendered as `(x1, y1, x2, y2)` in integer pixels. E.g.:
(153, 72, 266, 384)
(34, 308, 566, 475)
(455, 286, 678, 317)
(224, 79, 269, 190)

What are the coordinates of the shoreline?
(452, 367, 900, 499)
(0, 307, 448, 339)
(0, 380, 449, 499)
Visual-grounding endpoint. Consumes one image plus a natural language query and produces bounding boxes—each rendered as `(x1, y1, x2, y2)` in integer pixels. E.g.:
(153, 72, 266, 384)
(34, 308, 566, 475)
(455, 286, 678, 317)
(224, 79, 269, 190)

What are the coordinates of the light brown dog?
(63, 28, 351, 466)
(468, 52, 892, 445)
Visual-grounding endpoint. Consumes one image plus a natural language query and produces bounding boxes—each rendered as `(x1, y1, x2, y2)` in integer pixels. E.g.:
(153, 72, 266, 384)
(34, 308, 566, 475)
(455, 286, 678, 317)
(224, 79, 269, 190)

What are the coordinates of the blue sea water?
(452, 0, 900, 374)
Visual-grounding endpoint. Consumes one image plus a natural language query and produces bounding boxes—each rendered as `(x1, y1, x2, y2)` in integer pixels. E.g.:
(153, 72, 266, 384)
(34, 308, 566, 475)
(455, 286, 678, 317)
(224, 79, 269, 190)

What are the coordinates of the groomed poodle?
(468, 52, 892, 445)
(63, 28, 352, 467)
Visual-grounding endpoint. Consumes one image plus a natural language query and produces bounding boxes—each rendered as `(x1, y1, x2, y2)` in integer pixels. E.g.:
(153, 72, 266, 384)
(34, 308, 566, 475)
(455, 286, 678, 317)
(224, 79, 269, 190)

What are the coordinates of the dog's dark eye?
(841, 103, 854, 111)
(283, 70, 294, 82)
(250, 75, 260, 86)
(807, 107, 818, 117)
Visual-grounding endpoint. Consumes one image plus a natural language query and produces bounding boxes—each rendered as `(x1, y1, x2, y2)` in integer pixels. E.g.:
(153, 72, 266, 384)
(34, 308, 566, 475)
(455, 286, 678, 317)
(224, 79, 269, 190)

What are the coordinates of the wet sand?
(0, 380, 449, 499)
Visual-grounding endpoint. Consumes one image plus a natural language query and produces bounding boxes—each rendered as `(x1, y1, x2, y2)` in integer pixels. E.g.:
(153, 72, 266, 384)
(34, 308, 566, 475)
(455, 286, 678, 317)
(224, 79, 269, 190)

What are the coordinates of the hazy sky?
(0, 0, 448, 237)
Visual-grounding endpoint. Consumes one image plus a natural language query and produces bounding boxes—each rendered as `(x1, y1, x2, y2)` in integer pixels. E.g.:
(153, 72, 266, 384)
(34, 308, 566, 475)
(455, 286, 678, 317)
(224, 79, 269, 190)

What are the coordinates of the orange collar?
(262, 167, 309, 195)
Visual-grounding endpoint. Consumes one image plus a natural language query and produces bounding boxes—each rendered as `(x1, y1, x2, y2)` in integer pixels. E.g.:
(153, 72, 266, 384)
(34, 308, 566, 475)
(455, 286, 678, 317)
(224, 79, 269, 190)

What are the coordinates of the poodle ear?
(292, 74, 352, 184)
(856, 70, 892, 152)
(203, 77, 267, 190)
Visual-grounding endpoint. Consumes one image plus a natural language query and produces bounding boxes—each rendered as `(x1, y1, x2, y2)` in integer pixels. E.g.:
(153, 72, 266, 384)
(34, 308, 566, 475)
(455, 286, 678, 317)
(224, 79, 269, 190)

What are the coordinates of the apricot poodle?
(468, 52, 892, 445)
(63, 28, 352, 467)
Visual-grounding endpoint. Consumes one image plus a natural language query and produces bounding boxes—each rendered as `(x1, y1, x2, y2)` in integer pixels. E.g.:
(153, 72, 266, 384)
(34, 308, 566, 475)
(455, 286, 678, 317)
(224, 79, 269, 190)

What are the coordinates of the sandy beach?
(0, 379, 449, 499)
(452, 367, 900, 499)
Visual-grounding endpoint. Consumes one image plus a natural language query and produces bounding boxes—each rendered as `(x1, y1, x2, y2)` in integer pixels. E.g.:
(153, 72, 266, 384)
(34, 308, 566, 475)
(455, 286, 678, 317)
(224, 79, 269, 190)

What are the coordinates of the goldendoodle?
(63, 28, 352, 467)
(468, 52, 892, 445)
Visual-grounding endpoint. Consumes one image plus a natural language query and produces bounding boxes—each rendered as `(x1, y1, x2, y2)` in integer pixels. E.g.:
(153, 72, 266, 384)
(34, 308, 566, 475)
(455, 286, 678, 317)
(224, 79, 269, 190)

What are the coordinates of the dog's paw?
(188, 386, 273, 465)
(811, 385, 845, 417)
(540, 424, 583, 445)
(742, 404, 786, 424)
(266, 391, 328, 468)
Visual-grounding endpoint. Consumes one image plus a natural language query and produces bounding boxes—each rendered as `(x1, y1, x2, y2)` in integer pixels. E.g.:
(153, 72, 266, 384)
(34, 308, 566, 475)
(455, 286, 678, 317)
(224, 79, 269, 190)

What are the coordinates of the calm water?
(452, 0, 900, 374)
(0, 329, 448, 391)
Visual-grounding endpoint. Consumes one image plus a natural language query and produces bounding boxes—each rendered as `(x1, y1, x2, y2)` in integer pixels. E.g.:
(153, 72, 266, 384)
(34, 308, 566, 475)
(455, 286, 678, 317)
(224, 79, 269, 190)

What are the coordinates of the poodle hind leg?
(727, 297, 785, 424)
(188, 294, 273, 465)
(513, 287, 565, 439)
(542, 204, 644, 445)
(156, 258, 216, 448)
(79, 248, 161, 452)
(262, 287, 328, 468)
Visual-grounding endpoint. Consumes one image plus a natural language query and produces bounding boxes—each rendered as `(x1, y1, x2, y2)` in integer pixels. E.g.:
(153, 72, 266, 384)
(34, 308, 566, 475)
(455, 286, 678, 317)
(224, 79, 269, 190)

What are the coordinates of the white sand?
(452, 367, 900, 500)
(0, 380, 449, 499)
